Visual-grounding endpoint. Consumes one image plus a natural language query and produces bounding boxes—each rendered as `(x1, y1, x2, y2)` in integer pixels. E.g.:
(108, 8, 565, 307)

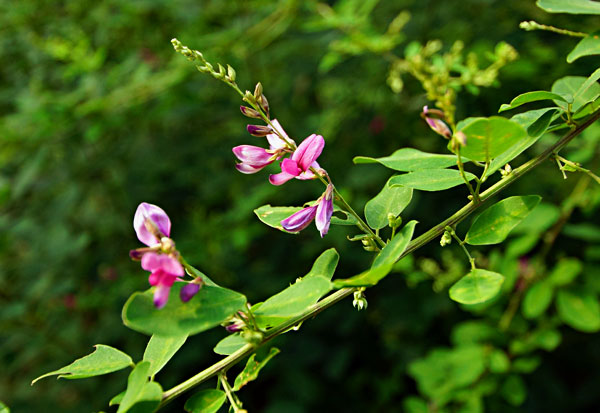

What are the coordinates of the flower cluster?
(234, 89, 332, 236)
(130, 202, 202, 308)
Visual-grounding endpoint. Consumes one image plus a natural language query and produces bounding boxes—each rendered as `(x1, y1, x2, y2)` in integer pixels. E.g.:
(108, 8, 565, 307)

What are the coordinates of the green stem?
(446, 227, 476, 270)
(219, 373, 243, 412)
(520, 20, 587, 38)
(456, 146, 478, 201)
(475, 162, 490, 197)
(333, 187, 386, 248)
(158, 100, 600, 412)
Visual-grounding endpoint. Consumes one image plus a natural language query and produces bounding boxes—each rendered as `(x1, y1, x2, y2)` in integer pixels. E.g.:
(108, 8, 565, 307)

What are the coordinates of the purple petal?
(292, 134, 324, 171)
(153, 285, 171, 309)
(232, 145, 272, 165)
(141, 252, 184, 276)
(246, 124, 271, 137)
(134, 202, 171, 246)
(269, 171, 295, 186)
(315, 196, 333, 238)
(281, 205, 317, 232)
(180, 283, 201, 302)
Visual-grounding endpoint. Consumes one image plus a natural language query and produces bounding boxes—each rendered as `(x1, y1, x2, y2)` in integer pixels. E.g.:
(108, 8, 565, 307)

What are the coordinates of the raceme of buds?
(440, 230, 452, 247)
(134, 202, 172, 246)
(422, 106, 452, 139)
(269, 134, 325, 185)
(281, 184, 334, 237)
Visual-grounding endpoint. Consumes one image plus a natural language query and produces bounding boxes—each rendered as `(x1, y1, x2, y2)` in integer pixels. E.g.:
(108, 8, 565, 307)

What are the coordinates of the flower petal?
(292, 134, 324, 171)
(235, 163, 264, 174)
(134, 202, 171, 246)
(281, 205, 318, 232)
(315, 196, 333, 237)
(281, 158, 301, 176)
(153, 285, 171, 309)
(180, 283, 201, 302)
(141, 252, 184, 276)
(269, 171, 295, 186)
(266, 119, 295, 149)
(232, 145, 272, 165)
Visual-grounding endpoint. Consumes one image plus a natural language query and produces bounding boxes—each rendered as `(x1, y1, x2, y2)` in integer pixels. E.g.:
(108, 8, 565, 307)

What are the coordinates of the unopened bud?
(180, 283, 201, 302)
(254, 82, 263, 100)
(453, 131, 467, 147)
(241, 329, 264, 346)
(240, 106, 261, 119)
(440, 231, 452, 247)
(259, 94, 270, 118)
(500, 163, 512, 177)
(353, 290, 368, 311)
(246, 124, 272, 137)
(422, 106, 452, 139)
(388, 213, 402, 229)
(226, 64, 236, 82)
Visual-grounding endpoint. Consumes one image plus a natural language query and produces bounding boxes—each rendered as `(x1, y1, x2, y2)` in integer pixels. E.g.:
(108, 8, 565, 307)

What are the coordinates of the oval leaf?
(304, 248, 339, 280)
(390, 169, 477, 191)
(365, 179, 413, 229)
(522, 281, 554, 319)
(547, 258, 583, 287)
(214, 334, 247, 356)
(122, 284, 246, 337)
(117, 362, 162, 413)
(458, 117, 528, 162)
(184, 389, 227, 413)
(552, 76, 600, 112)
(567, 33, 600, 62)
(465, 195, 541, 245)
(353, 148, 459, 171)
(32, 345, 133, 385)
(536, 0, 600, 14)
(143, 334, 188, 377)
(449, 269, 505, 305)
(556, 289, 600, 332)
(498, 91, 571, 112)
(254, 205, 302, 233)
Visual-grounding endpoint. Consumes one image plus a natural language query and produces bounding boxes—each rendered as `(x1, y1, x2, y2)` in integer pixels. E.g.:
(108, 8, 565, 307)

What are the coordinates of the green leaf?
(253, 276, 332, 328)
(564, 223, 600, 241)
(511, 108, 563, 137)
(458, 117, 528, 162)
(552, 76, 600, 112)
(233, 348, 280, 391)
(330, 205, 359, 226)
(31, 345, 133, 384)
(109, 391, 125, 406)
(511, 202, 561, 235)
(184, 389, 226, 413)
(254, 205, 302, 233)
(304, 248, 339, 280)
(498, 91, 571, 112)
(0, 401, 10, 413)
(537, 0, 600, 14)
(143, 334, 188, 377)
(402, 397, 429, 413)
(117, 362, 162, 413)
(333, 221, 417, 288)
(556, 289, 600, 332)
(568, 34, 600, 62)
(522, 281, 554, 319)
(485, 128, 543, 178)
(389, 169, 477, 191)
(574, 67, 600, 102)
(548, 258, 583, 286)
(364, 178, 413, 229)
(353, 148, 459, 171)
(214, 334, 247, 356)
(449, 269, 504, 305)
(465, 196, 541, 245)
(122, 284, 246, 337)
(500, 375, 527, 406)
(489, 349, 511, 373)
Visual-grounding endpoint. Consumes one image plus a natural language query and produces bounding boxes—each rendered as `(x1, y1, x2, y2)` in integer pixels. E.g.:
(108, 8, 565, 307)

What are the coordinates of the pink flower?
(134, 202, 171, 246)
(141, 252, 185, 309)
(281, 184, 334, 237)
(422, 106, 452, 139)
(269, 134, 325, 185)
(233, 119, 293, 174)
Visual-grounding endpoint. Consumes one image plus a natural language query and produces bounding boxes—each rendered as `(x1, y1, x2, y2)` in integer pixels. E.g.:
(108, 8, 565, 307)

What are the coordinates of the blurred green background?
(2, 0, 600, 411)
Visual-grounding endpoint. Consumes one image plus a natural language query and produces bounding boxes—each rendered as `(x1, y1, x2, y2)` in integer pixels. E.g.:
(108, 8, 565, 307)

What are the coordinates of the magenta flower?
(422, 106, 452, 139)
(281, 184, 334, 237)
(141, 252, 185, 309)
(269, 134, 325, 185)
(134, 202, 171, 246)
(233, 119, 293, 174)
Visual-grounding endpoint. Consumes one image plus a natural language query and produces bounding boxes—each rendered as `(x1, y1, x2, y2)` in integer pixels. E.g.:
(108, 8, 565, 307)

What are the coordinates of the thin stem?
(244, 302, 261, 332)
(520, 20, 587, 38)
(333, 187, 386, 248)
(219, 373, 243, 412)
(456, 146, 478, 201)
(446, 227, 476, 270)
(158, 109, 600, 411)
(475, 162, 490, 197)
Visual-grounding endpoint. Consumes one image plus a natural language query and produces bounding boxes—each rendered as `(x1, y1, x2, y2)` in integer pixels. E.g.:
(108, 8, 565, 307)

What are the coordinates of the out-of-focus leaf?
(522, 281, 554, 319)
(389, 169, 476, 191)
(537, 0, 600, 14)
(184, 389, 226, 413)
(122, 284, 246, 337)
(354, 148, 459, 171)
(556, 289, 600, 332)
(365, 179, 413, 229)
(465, 196, 541, 245)
(548, 258, 583, 287)
(233, 348, 280, 391)
(500, 375, 527, 406)
(563, 223, 600, 241)
(32, 345, 133, 384)
(449, 269, 504, 305)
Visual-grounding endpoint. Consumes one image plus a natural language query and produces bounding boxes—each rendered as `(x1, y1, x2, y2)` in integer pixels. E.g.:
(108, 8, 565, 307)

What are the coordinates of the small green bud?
(388, 213, 402, 229)
(440, 231, 452, 247)
(254, 82, 263, 100)
(500, 163, 512, 177)
(241, 329, 264, 346)
(353, 290, 368, 311)
(226, 64, 236, 82)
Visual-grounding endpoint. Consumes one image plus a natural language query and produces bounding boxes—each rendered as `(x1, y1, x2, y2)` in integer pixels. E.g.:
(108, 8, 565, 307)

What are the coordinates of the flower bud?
(453, 131, 467, 147)
(500, 163, 512, 177)
(226, 64, 236, 82)
(180, 283, 201, 302)
(259, 94, 270, 118)
(353, 290, 368, 311)
(241, 329, 264, 346)
(253, 82, 263, 100)
(422, 106, 452, 139)
(387, 213, 402, 229)
(440, 231, 452, 247)
(246, 124, 272, 137)
(240, 106, 261, 119)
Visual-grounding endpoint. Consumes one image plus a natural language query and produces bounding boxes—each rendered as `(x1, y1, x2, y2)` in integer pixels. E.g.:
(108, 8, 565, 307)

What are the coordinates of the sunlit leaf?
(458, 117, 528, 162)
(556, 289, 600, 332)
(254, 205, 303, 233)
(389, 169, 476, 191)
(498, 91, 571, 112)
(304, 248, 339, 281)
(537, 0, 600, 14)
(32, 345, 133, 385)
(449, 269, 504, 304)
(353, 148, 459, 171)
(122, 284, 246, 337)
(143, 334, 188, 377)
(184, 389, 226, 413)
(568, 34, 600, 62)
(465, 196, 541, 245)
(365, 178, 413, 229)
(233, 348, 280, 391)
